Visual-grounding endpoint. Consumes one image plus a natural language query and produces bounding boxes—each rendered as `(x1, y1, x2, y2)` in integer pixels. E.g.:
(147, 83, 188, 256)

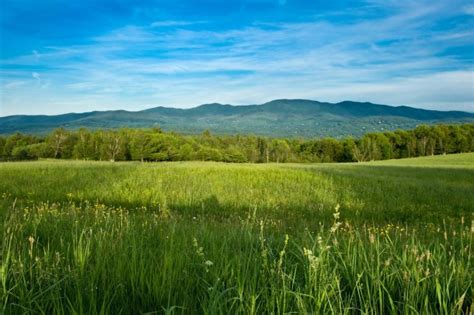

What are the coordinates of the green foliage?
(0, 133, 42, 161)
(1, 100, 473, 137)
(0, 123, 473, 163)
(0, 154, 473, 313)
(10, 146, 35, 160)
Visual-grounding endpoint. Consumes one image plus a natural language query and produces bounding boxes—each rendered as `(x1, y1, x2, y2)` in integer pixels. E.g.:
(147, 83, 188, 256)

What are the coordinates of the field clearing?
(365, 152, 474, 168)
(0, 153, 473, 313)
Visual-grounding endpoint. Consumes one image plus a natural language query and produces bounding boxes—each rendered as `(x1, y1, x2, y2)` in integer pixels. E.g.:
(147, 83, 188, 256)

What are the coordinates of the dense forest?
(0, 123, 473, 163)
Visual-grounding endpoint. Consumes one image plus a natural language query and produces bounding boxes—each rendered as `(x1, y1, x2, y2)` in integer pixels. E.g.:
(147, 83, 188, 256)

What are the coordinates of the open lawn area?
(1, 153, 473, 313)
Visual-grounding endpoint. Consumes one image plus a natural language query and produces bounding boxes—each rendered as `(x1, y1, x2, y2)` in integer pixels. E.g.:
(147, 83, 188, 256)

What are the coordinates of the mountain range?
(1, 99, 473, 138)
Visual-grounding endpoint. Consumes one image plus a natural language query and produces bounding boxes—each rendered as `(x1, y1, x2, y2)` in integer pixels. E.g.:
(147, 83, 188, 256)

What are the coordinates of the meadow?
(0, 153, 473, 314)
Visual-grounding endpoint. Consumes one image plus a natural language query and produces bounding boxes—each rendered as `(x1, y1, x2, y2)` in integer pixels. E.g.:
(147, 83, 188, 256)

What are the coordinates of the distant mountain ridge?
(1, 99, 473, 138)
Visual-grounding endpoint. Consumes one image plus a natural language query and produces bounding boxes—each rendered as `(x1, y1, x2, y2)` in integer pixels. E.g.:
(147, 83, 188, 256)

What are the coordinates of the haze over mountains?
(1, 99, 473, 138)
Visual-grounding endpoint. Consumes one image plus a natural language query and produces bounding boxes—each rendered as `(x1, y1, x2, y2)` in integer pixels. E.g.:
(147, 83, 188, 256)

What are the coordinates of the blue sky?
(1, 0, 473, 116)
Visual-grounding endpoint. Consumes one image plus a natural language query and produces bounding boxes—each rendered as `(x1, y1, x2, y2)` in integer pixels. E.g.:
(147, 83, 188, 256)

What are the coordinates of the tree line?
(0, 124, 473, 163)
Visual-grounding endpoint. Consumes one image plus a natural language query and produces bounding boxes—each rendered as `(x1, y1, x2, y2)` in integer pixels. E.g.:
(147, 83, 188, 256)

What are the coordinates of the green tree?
(129, 130, 153, 162)
(373, 133, 392, 160)
(100, 131, 126, 161)
(196, 146, 223, 161)
(432, 125, 449, 155)
(177, 143, 195, 161)
(270, 139, 291, 163)
(257, 137, 269, 163)
(73, 128, 94, 160)
(11, 144, 39, 160)
(223, 146, 247, 163)
(0, 136, 5, 160)
(340, 138, 356, 162)
(449, 125, 470, 153)
(48, 128, 70, 158)
(414, 125, 432, 156)
(395, 130, 417, 158)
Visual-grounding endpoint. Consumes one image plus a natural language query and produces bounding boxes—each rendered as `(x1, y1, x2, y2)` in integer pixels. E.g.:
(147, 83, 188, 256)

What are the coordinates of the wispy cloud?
(150, 20, 206, 27)
(31, 72, 40, 80)
(1, 0, 473, 115)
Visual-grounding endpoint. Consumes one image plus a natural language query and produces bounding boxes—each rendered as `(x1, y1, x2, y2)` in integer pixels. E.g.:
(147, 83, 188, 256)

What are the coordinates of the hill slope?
(1, 99, 473, 137)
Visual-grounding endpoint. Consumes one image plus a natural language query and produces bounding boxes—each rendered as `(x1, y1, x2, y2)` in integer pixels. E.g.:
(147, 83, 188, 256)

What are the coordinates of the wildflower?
(303, 247, 319, 268)
(330, 222, 342, 233)
(317, 236, 323, 246)
(279, 235, 289, 258)
(204, 260, 213, 267)
(369, 233, 375, 244)
(28, 236, 35, 258)
(193, 238, 204, 257)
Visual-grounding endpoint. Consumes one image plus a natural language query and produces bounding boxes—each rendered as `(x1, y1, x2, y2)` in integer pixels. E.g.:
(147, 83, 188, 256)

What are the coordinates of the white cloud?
(150, 20, 205, 27)
(1, 0, 473, 115)
(463, 4, 474, 15)
(2, 81, 26, 89)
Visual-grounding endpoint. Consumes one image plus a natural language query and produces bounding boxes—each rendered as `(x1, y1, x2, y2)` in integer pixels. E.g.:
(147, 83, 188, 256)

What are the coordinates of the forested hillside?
(1, 123, 472, 163)
(1, 99, 473, 137)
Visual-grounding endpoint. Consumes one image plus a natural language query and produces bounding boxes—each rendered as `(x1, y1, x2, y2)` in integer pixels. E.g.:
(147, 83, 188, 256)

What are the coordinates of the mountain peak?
(263, 99, 322, 105)
(1, 99, 472, 137)
(196, 103, 226, 108)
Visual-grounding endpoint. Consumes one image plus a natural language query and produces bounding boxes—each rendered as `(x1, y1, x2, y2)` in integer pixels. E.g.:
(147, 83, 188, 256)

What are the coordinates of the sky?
(0, 0, 473, 116)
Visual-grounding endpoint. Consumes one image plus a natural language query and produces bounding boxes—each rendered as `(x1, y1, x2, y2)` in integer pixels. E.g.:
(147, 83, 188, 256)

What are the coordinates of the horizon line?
(1, 98, 474, 118)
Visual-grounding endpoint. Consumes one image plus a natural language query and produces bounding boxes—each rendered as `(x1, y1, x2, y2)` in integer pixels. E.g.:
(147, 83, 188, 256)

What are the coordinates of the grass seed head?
(369, 233, 375, 244)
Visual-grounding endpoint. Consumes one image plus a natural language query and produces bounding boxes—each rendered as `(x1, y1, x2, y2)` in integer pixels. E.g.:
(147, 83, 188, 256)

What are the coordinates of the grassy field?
(1, 153, 473, 314)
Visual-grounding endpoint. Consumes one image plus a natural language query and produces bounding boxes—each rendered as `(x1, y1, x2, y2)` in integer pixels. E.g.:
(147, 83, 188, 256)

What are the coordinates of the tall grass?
(1, 154, 473, 313)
